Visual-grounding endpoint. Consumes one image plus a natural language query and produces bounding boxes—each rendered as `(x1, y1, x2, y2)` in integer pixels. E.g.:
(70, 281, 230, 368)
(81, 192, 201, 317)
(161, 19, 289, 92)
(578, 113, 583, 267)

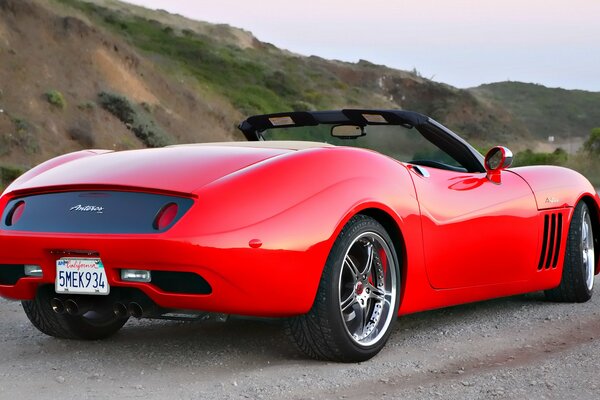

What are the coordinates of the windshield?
(262, 124, 462, 167)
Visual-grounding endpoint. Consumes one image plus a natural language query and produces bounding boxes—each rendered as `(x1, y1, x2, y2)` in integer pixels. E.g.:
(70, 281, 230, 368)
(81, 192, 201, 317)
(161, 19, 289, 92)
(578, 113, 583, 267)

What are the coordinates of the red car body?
(1, 110, 599, 320)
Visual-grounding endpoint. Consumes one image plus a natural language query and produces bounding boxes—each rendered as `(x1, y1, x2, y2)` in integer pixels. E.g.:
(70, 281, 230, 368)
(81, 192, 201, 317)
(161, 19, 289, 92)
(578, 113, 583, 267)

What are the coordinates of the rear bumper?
(0, 230, 327, 317)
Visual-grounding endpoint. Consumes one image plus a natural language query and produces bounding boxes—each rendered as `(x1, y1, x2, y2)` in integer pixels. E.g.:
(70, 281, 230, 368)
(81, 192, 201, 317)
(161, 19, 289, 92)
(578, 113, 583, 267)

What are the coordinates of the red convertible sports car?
(0, 109, 598, 362)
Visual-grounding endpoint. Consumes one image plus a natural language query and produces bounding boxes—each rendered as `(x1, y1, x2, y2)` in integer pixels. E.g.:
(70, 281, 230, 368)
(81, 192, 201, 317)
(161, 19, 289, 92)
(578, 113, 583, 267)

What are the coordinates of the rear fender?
(182, 148, 422, 314)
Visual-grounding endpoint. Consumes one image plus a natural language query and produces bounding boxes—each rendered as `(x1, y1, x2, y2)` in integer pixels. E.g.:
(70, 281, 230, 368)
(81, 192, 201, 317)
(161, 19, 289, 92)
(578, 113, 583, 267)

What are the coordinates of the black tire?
(545, 201, 596, 302)
(285, 215, 401, 362)
(22, 285, 129, 340)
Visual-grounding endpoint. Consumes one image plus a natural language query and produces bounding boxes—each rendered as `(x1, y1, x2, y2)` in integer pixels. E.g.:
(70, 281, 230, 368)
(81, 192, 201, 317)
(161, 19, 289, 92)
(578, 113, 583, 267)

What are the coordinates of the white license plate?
(55, 258, 110, 295)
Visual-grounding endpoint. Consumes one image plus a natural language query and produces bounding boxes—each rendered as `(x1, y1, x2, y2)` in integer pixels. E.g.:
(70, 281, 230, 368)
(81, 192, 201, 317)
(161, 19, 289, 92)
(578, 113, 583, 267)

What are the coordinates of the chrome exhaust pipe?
(113, 302, 128, 318)
(64, 298, 94, 316)
(50, 298, 65, 314)
(128, 302, 143, 318)
(64, 299, 79, 315)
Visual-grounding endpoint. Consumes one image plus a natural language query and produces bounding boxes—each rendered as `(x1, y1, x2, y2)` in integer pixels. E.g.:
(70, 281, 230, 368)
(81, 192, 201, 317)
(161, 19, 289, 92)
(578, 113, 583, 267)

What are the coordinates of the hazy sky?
(124, 0, 600, 91)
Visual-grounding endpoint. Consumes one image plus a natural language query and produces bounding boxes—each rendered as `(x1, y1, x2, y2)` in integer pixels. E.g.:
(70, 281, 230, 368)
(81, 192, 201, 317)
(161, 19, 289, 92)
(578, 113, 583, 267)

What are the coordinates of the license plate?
(55, 258, 110, 295)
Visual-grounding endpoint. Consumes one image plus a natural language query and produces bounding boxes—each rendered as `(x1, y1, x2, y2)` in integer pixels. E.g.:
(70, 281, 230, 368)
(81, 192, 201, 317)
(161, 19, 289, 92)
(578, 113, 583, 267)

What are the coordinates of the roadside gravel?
(1, 277, 599, 400)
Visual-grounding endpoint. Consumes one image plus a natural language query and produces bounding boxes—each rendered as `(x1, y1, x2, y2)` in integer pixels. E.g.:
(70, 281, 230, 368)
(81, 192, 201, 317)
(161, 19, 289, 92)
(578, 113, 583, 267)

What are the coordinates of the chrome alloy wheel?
(338, 232, 397, 347)
(582, 208, 595, 291)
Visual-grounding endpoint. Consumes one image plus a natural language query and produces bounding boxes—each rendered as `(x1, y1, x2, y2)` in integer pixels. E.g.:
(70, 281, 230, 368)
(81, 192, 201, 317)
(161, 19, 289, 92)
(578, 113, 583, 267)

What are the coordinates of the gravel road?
(1, 278, 599, 400)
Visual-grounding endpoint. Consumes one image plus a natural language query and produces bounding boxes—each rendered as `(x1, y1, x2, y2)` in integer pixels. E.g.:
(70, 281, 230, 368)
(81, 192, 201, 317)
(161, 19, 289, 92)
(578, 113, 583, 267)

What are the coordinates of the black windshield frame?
(238, 109, 485, 173)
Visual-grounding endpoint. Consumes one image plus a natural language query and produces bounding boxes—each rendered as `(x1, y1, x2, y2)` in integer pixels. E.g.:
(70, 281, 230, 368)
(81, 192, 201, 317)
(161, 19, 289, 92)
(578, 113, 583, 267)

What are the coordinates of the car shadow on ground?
(12, 291, 568, 367)
(398, 291, 549, 325)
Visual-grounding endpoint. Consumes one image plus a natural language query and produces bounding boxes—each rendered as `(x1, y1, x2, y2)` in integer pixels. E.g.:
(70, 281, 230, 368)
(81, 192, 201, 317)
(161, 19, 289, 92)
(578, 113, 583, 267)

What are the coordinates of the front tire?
(545, 201, 596, 302)
(22, 285, 129, 340)
(286, 215, 400, 362)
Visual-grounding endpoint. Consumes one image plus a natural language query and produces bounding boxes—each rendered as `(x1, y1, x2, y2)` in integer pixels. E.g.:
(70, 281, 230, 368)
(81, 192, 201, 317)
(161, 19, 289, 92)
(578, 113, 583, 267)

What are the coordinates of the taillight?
(6, 201, 25, 226)
(153, 203, 178, 230)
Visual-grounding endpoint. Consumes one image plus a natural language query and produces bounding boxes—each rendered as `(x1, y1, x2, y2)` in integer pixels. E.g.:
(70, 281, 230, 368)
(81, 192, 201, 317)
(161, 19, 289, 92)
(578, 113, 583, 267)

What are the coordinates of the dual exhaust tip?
(113, 302, 143, 318)
(50, 298, 144, 318)
(50, 298, 85, 315)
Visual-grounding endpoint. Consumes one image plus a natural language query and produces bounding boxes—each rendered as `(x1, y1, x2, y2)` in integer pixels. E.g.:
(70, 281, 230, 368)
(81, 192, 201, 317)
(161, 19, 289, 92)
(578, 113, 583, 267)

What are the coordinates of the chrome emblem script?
(545, 197, 559, 204)
(69, 204, 104, 214)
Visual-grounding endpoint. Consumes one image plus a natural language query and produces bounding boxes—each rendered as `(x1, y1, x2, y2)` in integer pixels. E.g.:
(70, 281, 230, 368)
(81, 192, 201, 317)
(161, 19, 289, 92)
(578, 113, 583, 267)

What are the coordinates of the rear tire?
(22, 285, 129, 340)
(545, 201, 596, 302)
(285, 215, 400, 362)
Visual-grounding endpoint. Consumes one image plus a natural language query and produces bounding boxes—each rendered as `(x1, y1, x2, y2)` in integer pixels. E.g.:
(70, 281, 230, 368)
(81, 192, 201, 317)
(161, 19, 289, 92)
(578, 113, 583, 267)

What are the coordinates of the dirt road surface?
(1, 278, 599, 400)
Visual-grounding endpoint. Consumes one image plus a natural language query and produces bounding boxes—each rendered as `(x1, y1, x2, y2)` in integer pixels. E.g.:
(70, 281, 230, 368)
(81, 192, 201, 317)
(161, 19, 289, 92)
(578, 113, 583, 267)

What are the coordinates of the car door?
(408, 165, 539, 289)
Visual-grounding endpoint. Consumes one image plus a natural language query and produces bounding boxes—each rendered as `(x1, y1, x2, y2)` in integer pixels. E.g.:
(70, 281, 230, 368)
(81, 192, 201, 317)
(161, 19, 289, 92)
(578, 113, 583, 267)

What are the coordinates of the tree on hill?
(583, 128, 600, 155)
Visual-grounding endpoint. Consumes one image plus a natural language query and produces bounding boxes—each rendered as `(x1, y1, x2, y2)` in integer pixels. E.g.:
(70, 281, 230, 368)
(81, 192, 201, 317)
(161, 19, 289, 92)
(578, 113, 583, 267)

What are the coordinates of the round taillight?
(153, 203, 178, 230)
(6, 201, 26, 226)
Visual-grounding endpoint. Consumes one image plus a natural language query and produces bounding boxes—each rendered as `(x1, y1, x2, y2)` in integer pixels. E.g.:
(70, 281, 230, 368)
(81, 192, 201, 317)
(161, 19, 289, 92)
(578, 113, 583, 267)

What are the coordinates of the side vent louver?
(538, 213, 563, 270)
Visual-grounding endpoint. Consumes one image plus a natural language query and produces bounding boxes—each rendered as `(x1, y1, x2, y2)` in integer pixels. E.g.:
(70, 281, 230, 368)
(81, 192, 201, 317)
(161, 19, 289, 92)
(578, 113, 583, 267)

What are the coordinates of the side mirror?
(484, 146, 513, 184)
(331, 125, 365, 139)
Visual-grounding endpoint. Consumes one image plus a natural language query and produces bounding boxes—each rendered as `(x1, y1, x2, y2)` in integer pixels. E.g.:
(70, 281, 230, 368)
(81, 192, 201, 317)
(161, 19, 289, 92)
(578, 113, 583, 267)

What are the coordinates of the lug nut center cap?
(355, 282, 364, 295)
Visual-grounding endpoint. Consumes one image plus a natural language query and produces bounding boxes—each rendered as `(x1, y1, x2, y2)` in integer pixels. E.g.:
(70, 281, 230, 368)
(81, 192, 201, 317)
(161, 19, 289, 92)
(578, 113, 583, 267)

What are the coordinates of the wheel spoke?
(367, 283, 386, 301)
(582, 218, 589, 246)
(361, 242, 374, 276)
(344, 256, 360, 281)
(340, 292, 357, 312)
(356, 305, 367, 338)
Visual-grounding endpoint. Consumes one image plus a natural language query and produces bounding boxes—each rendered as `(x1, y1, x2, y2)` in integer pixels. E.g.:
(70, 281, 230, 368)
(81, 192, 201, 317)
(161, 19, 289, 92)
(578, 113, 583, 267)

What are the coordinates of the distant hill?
(0, 0, 598, 183)
(470, 82, 600, 145)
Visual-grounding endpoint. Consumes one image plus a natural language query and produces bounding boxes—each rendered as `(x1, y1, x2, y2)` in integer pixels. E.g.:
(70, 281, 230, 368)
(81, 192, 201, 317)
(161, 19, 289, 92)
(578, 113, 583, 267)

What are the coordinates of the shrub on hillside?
(511, 146, 598, 187)
(68, 122, 95, 148)
(0, 165, 23, 189)
(77, 101, 95, 111)
(566, 154, 600, 188)
(290, 100, 315, 112)
(583, 128, 600, 155)
(513, 148, 568, 167)
(98, 91, 135, 123)
(265, 71, 298, 97)
(182, 29, 195, 37)
(98, 91, 171, 148)
(11, 117, 39, 155)
(0, 136, 9, 156)
(45, 90, 66, 109)
(131, 111, 172, 148)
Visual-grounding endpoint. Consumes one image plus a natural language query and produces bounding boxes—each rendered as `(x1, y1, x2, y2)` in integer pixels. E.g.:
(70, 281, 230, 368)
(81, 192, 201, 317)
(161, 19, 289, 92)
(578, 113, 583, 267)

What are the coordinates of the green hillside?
(53, 0, 534, 148)
(471, 82, 600, 141)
